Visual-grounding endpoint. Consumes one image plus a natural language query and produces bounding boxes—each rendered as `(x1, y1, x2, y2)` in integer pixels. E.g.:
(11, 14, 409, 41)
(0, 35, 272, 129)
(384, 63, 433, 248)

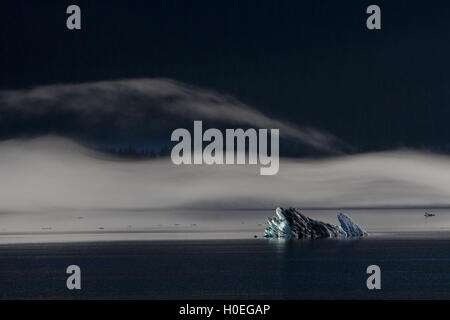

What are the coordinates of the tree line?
(96, 145, 171, 158)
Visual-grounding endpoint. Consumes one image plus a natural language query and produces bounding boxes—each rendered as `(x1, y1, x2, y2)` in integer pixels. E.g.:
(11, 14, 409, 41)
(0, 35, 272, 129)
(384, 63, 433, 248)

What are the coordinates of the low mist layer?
(0, 136, 449, 213)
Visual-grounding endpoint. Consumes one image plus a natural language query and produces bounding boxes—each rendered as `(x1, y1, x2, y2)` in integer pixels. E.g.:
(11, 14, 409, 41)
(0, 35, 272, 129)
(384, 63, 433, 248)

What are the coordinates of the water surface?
(0, 236, 449, 299)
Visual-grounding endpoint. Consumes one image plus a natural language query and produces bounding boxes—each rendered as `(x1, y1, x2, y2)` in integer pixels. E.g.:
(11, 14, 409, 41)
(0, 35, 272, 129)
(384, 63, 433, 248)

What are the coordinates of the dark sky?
(1, 0, 450, 152)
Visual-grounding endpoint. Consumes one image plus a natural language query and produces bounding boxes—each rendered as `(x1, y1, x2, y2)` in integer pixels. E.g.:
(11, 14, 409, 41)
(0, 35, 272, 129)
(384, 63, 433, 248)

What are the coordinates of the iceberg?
(264, 207, 367, 239)
(337, 212, 367, 237)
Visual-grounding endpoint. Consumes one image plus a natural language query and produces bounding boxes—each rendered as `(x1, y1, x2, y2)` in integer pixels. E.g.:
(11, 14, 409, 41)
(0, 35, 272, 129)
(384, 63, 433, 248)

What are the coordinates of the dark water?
(0, 237, 450, 299)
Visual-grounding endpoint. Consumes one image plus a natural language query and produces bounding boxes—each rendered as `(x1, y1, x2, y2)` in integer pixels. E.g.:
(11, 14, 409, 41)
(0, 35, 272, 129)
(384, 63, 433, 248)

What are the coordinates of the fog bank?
(0, 136, 449, 213)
